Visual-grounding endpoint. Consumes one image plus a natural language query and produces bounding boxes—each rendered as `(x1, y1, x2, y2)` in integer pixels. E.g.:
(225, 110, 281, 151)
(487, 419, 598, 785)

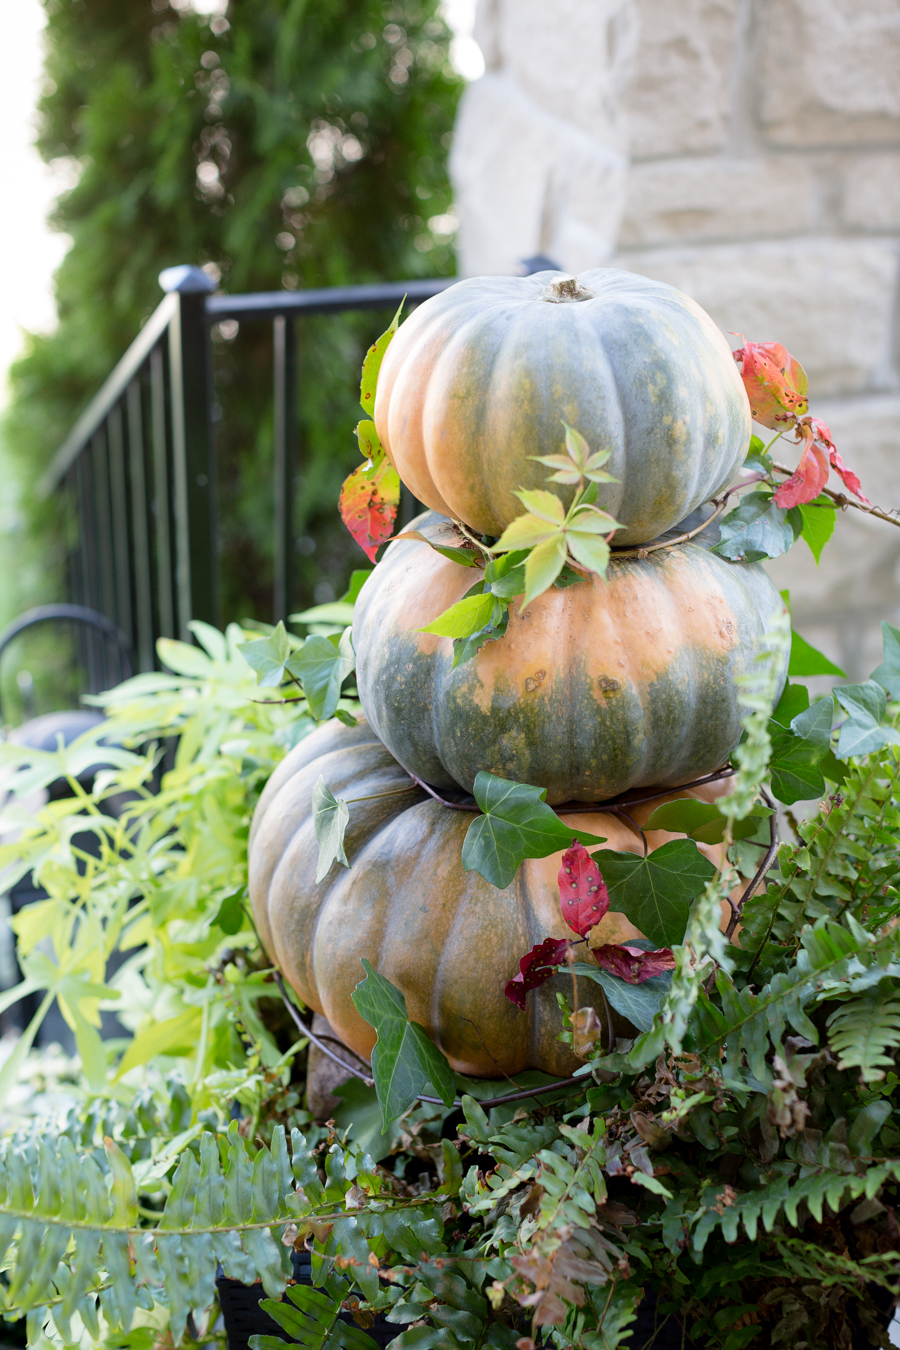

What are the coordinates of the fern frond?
(254, 1283, 380, 1350)
(827, 984, 900, 1081)
(688, 1160, 900, 1254)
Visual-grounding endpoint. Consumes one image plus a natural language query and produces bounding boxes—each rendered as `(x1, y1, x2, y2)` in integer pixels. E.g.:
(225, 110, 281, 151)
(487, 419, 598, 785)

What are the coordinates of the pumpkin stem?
(540, 276, 596, 304)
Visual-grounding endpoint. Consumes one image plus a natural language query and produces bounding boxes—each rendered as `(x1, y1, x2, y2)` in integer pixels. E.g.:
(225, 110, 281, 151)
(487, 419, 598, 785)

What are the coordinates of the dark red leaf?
(593, 944, 676, 984)
(339, 458, 400, 562)
(557, 840, 610, 937)
(733, 340, 809, 429)
(505, 937, 571, 1010)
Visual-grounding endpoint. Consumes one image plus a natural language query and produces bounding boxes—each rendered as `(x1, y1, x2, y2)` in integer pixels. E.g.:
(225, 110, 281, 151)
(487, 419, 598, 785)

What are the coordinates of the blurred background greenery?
(0, 0, 461, 721)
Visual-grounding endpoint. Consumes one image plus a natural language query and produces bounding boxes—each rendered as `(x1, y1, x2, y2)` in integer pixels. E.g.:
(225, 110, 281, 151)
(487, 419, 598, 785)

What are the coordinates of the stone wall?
(449, 0, 900, 677)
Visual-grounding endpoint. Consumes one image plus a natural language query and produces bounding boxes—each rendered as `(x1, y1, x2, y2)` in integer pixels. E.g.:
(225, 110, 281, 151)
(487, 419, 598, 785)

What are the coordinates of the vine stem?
(609, 494, 731, 561)
(273, 971, 585, 1109)
(771, 460, 900, 528)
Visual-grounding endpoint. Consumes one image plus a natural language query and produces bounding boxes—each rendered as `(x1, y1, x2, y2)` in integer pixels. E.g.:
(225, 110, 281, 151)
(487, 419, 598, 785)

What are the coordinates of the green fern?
(827, 983, 900, 1081)
(252, 1283, 379, 1350)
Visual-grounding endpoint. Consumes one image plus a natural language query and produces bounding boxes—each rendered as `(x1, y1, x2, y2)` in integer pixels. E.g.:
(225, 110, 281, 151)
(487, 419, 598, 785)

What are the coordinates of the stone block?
(483, 0, 635, 146)
(619, 156, 820, 248)
(451, 72, 628, 277)
(840, 152, 900, 230)
(758, 0, 900, 148)
(620, 0, 742, 158)
(612, 237, 899, 396)
(763, 395, 900, 680)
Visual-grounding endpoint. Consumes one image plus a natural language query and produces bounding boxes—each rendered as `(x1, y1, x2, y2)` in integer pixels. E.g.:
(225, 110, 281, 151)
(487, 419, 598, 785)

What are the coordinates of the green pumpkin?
(373, 268, 750, 546)
(353, 514, 787, 805)
(247, 716, 731, 1077)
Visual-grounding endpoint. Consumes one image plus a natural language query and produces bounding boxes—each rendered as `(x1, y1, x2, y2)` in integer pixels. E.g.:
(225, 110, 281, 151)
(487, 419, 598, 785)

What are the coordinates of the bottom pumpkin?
(248, 718, 731, 1078)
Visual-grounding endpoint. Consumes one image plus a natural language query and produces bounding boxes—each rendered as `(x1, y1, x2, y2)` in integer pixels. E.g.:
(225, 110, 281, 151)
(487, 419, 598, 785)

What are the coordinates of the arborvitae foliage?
(2, 0, 460, 624)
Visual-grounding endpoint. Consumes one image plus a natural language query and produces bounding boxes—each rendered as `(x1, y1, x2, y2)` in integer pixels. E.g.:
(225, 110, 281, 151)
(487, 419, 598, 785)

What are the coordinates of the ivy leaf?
(215, 890, 245, 937)
(504, 937, 572, 1010)
(286, 629, 354, 721)
(593, 944, 676, 984)
(767, 698, 836, 804)
(835, 682, 900, 760)
(312, 776, 350, 882)
(711, 492, 800, 563)
(417, 590, 498, 640)
(558, 842, 611, 936)
(237, 622, 291, 687)
(771, 681, 810, 728)
(462, 773, 605, 889)
(393, 529, 482, 567)
(798, 498, 836, 564)
(588, 840, 717, 948)
(359, 300, 403, 415)
(351, 960, 455, 1129)
(870, 621, 900, 699)
(789, 629, 845, 677)
(569, 962, 671, 1034)
(643, 799, 772, 846)
(339, 458, 400, 562)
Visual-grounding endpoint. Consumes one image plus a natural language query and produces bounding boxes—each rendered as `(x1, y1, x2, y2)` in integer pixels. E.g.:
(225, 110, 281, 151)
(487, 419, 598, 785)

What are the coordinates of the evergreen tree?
(2, 0, 460, 625)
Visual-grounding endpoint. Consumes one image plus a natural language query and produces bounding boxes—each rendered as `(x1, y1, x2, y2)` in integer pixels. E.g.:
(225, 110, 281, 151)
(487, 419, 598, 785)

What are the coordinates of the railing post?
(273, 314, 296, 623)
(159, 265, 218, 640)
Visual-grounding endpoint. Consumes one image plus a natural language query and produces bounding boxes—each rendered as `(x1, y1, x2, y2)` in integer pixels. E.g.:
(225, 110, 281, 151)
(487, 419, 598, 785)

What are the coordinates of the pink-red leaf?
(593, 944, 676, 984)
(557, 841, 611, 937)
(505, 937, 571, 1010)
(339, 458, 400, 562)
(773, 438, 829, 508)
(733, 340, 809, 429)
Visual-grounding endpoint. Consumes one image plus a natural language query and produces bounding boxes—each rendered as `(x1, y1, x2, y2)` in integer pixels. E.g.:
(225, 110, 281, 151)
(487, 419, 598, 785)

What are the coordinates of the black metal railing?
(40, 265, 455, 675)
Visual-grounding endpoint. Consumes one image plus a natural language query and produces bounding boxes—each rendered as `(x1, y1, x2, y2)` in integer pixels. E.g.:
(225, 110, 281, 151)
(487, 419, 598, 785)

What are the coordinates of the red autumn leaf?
(505, 937, 571, 1010)
(557, 840, 611, 938)
(339, 458, 401, 562)
(733, 340, 809, 429)
(593, 944, 676, 984)
(773, 436, 829, 509)
(773, 415, 871, 509)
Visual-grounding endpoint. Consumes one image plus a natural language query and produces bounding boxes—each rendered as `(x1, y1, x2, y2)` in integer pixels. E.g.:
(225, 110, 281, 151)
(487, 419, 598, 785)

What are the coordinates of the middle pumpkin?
(354, 513, 787, 805)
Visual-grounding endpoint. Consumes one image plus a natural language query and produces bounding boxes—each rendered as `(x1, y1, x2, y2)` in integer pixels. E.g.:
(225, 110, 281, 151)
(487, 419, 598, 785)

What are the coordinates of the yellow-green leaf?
(522, 537, 566, 608)
(494, 514, 561, 553)
(115, 1009, 203, 1080)
(417, 591, 496, 639)
(512, 488, 567, 526)
(359, 300, 404, 414)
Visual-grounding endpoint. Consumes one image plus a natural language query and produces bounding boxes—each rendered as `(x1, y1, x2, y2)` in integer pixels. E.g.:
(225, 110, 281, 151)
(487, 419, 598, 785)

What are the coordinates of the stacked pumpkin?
(249, 268, 787, 1077)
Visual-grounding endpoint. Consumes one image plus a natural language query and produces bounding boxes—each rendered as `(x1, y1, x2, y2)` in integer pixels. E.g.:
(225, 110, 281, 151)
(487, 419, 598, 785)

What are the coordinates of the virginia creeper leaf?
(773, 439, 829, 509)
(733, 340, 809, 428)
(339, 459, 400, 562)
(505, 937, 572, 1010)
(588, 840, 717, 948)
(558, 841, 611, 937)
(355, 417, 385, 471)
(798, 498, 836, 564)
(359, 300, 403, 415)
(568, 962, 672, 1034)
(237, 622, 291, 687)
(286, 628, 354, 721)
(393, 529, 481, 566)
(451, 605, 509, 669)
(593, 944, 676, 984)
(417, 590, 497, 640)
(312, 776, 350, 882)
(352, 960, 455, 1129)
(521, 536, 567, 606)
(462, 773, 605, 889)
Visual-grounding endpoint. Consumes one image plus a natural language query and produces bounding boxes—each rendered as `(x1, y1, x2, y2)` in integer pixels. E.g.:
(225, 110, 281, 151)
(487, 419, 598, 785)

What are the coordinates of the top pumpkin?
(373, 269, 750, 547)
